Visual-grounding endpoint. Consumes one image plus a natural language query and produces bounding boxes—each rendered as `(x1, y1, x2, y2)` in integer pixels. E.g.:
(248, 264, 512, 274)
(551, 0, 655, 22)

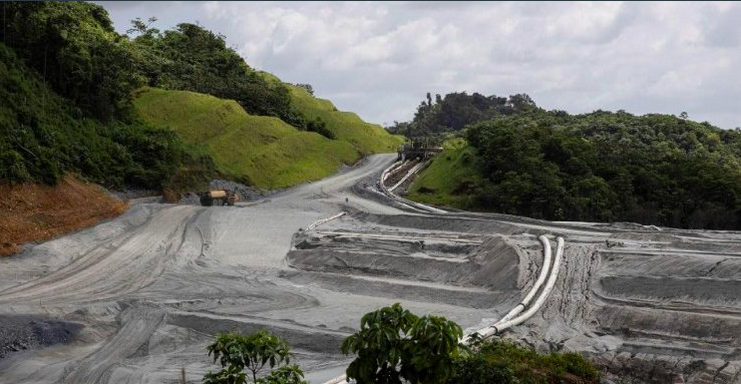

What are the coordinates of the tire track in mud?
(514, 231, 741, 383)
(541, 242, 601, 330)
(0, 155, 417, 384)
(63, 307, 166, 384)
(0, 206, 205, 305)
(6, 153, 741, 383)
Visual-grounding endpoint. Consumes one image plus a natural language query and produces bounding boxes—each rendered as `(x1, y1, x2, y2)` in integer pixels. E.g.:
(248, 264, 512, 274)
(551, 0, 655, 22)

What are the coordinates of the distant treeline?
(387, 91, 537, 138)
(402, 91, 741, 229)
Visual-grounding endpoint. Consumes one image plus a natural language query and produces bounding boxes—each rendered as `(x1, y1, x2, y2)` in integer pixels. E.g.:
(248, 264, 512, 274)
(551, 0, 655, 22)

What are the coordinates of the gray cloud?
(100, 1, 741, 128)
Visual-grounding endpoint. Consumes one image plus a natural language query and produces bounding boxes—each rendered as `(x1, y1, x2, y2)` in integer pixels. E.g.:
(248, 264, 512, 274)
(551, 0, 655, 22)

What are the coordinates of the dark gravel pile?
(0, 315, 83, 358)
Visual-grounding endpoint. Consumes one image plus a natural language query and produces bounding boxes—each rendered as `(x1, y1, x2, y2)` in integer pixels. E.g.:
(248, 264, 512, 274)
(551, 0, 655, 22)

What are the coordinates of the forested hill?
(407, 93, 741, 230)
(0, 3, 197, 189)
(0, 2, 400, 192)
(387, 91, 537, 138)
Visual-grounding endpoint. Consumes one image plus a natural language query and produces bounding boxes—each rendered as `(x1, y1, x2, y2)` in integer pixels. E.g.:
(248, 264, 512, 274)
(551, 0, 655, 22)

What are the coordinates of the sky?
(97, 1, 741, 129)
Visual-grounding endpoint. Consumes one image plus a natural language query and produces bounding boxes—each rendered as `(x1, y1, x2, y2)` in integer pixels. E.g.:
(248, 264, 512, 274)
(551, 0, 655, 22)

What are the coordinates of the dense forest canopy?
(1, 1, 138, 121)
(405, 91, 741, 229)
(1, 2, 309, 127)
(0, 2, 212, 189)
(0, 42, 207, 188)
(468, 109, 741, 228)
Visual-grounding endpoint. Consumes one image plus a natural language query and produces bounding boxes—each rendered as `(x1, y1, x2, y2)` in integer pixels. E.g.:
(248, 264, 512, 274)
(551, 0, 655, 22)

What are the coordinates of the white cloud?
(100, 1, 741, 129)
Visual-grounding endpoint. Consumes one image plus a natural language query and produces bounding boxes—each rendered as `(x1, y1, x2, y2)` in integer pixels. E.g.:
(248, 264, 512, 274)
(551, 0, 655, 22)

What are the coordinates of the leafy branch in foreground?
(341, 303, 463, 384)
(341, 304, 602, 384)
(203, 330, 307, 384)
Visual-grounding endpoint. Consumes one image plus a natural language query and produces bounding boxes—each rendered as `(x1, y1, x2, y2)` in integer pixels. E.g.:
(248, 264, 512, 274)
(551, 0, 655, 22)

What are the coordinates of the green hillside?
(133, 87, 360, 189)
(406, 139, 483, 208)
(408, 107, 741, 229)
(258, 71, 403, 154)
(2, 2, 402, 192)
(286, 84, 404, 154)
(0, 42, 198, 189)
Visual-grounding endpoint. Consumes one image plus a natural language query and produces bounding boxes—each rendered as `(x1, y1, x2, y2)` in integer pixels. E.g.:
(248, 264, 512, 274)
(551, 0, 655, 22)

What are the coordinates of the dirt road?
(2, 154, 741, 383)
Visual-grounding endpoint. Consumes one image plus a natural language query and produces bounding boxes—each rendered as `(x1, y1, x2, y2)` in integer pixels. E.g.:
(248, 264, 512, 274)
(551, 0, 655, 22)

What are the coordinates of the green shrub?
(341, 303, 463, 384)
(448, 354, 516, 384)
(449, 338, 601, 384)
(305, 117, 335, 139)
(204, 330, 307, 384)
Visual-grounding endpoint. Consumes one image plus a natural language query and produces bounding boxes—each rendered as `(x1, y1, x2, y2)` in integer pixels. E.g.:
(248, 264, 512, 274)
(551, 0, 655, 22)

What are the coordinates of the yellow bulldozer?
(198, 190, 239, 206)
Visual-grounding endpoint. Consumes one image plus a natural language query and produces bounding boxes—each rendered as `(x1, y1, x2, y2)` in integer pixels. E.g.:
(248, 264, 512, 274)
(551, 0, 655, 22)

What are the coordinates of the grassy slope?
(287, 85, 403, 154)
(133, 87, 359, 189)
(258, 71, 404, 154)
(406, 139, 483, 209)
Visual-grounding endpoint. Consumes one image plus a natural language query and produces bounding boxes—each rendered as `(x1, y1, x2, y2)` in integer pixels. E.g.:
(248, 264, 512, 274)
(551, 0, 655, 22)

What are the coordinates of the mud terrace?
(2, 154, 741, 383)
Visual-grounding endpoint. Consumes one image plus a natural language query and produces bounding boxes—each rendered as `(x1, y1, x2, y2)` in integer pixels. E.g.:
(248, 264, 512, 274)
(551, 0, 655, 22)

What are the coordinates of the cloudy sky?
(98, 1, 741, 129)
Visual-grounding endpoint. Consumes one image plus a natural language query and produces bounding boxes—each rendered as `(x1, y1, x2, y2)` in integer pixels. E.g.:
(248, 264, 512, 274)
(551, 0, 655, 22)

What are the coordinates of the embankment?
(0, 175, 126, 256)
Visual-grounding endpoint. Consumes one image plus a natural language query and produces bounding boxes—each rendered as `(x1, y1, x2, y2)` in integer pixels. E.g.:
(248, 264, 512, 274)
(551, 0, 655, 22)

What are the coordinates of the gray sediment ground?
(2, 153, 741, 383)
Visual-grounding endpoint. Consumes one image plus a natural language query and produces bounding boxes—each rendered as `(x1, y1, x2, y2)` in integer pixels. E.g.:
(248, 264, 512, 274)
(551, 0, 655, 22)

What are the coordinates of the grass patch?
(285, 84, 404, 154)
(133, 87, 360, 189)
(407, 139, 483, 209)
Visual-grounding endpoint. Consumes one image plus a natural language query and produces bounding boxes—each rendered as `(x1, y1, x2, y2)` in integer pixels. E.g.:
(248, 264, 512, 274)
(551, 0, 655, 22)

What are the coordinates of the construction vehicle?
(199, 190, 239, 206)
(397, 139, 442, 161)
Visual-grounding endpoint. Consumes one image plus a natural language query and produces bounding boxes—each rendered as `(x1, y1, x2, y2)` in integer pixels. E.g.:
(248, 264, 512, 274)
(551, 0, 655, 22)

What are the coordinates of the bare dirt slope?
(0, 175, 127, 256)
(2, 154, 741, 384)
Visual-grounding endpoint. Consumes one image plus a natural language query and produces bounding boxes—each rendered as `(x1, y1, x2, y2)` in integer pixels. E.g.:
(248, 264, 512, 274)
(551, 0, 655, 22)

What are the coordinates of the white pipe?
(496, 235, 552, 324)
(462, 235, 551, 344)
(322, 236, 566, 384)
(379, 160, 446, 214)
(389, 162, 425, 192)
(477, 237, 564, 338)
(306, 211, 346, 231)
(380, 161, 404, 188)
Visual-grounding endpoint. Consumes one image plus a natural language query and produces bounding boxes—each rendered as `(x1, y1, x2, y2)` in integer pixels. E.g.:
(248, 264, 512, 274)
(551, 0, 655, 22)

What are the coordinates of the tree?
(204, 330, 307, 384)
(127, 16, 159, 37)
(391, 91, 531, 138)
(294, 83, 313, 95)
(1, 2, 140, 120)
(507, 93, 537, 111)
(131, 22, 307, 128)
(341, 303, 463, 384)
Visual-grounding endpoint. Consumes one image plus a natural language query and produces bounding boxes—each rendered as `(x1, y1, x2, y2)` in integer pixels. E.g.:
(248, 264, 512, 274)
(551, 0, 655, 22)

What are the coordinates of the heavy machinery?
(397, 139, 442, 161)
(199, 190, 239, 206)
